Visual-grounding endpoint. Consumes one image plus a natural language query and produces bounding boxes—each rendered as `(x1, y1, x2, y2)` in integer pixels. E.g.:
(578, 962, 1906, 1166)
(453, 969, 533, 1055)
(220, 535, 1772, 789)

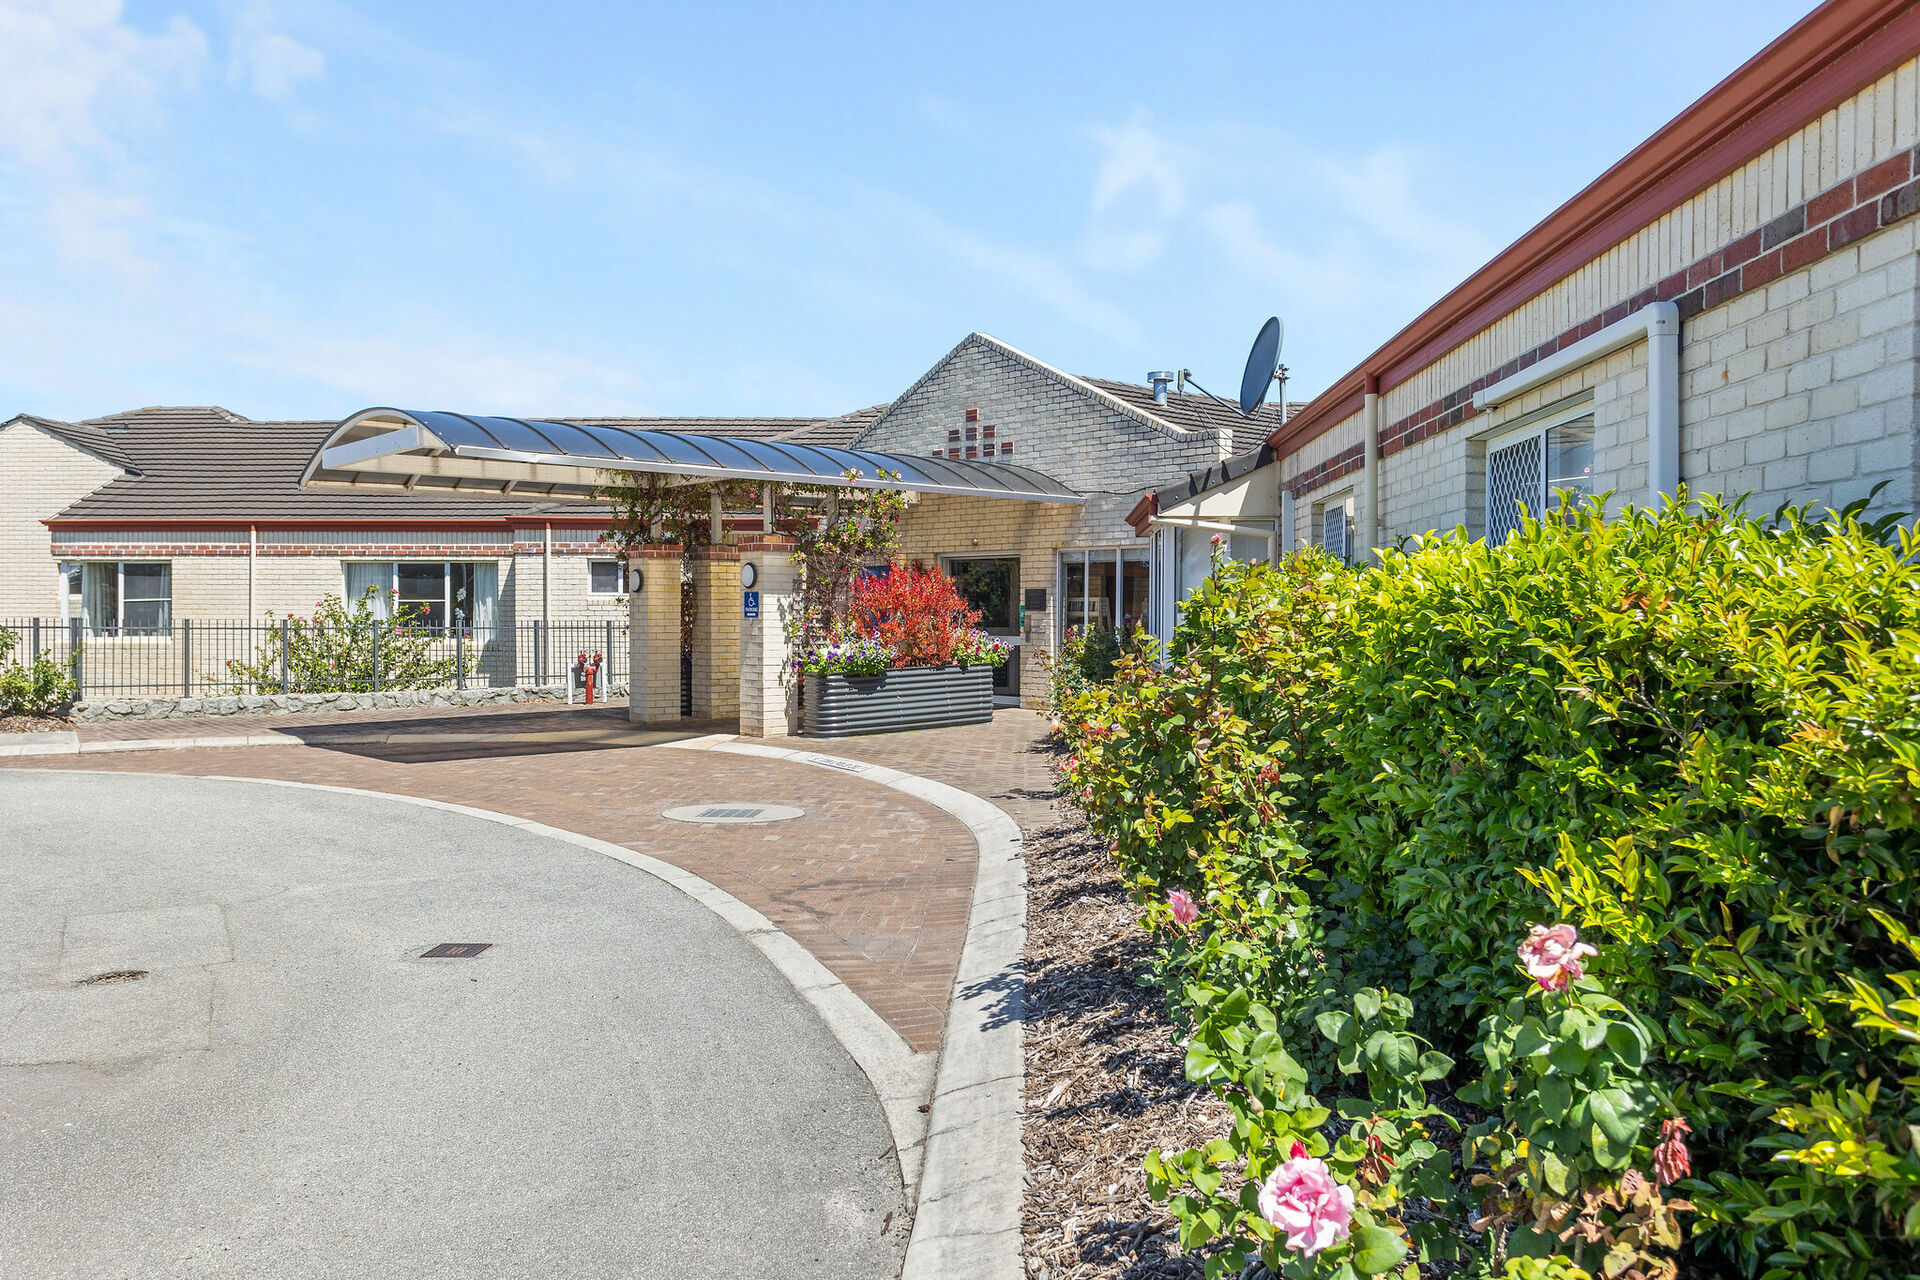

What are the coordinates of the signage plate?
(743, 589, 760, 619)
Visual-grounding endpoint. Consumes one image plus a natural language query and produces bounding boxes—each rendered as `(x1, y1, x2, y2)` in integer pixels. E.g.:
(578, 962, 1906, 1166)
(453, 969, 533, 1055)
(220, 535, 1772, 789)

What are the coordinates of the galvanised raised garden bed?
(802, 663, 994, 737)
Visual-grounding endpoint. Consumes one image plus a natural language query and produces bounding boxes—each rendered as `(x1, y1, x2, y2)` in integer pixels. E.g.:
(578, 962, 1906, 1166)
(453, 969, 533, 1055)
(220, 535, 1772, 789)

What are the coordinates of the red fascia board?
(1125, 492, 1157, 536)
(45, 516, 611, 531)
(1267, 0, 1920, 454)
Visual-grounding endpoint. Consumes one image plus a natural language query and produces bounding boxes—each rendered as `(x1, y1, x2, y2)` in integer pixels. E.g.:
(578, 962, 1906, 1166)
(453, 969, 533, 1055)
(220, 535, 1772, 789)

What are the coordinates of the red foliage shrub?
(851, 562, 980, 667)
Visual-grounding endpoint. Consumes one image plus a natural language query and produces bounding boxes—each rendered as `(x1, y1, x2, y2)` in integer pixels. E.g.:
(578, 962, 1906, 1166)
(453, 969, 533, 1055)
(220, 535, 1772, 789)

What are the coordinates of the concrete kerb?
(668, 739, 1026, 1280)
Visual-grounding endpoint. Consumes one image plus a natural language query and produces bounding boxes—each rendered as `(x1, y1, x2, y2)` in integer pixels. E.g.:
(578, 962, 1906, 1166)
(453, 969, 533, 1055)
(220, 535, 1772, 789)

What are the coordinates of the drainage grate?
(421, 942, 492, 958)
(661, 802, 805, 825)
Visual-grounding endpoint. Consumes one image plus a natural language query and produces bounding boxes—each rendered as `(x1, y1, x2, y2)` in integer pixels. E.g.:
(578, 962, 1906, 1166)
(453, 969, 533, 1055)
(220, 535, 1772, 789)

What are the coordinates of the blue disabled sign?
(743, 590, 760, 619)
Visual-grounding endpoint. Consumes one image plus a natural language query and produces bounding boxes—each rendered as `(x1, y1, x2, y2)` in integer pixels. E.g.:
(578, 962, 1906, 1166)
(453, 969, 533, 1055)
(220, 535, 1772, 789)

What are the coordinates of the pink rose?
(1258, 1142, 1354, 1257)
(1210, 533, 1223, 546)
(1167, 888, 1199, 927)
(1518, 923, 1598, 992)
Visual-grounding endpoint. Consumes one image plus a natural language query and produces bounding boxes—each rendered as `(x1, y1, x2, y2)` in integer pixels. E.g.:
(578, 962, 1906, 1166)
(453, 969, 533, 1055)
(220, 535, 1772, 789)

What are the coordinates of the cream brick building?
(1140, 0, 1920, 586)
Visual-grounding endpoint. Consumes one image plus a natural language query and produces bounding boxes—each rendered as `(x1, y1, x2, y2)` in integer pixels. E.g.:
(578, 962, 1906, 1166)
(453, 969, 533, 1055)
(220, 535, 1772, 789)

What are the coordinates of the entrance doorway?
(944, 556, 1020, 696)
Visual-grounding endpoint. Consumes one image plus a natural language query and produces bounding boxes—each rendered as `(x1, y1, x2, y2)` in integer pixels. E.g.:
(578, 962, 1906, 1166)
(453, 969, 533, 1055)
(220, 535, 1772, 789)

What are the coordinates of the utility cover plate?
(661, 803, 804, 825)
(421, 942, 492, 958)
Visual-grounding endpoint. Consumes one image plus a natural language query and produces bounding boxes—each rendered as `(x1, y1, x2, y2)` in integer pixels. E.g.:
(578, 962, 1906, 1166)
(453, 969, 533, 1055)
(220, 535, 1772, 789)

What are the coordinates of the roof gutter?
(1265, 0, 1920, 461)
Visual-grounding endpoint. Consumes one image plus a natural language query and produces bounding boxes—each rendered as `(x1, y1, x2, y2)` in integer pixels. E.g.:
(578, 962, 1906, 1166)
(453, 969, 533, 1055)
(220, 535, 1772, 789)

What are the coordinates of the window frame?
(341, 560, 496, 629)
(1480, 398, 1597, 545)
(587, 559, 626, 596)
(78, 560, 172, 638)
(1057, 545, 1152, 644)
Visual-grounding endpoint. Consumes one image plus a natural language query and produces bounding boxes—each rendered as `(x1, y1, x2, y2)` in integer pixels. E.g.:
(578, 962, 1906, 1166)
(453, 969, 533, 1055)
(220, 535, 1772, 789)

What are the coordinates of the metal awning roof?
(301, 408, 1083, 504)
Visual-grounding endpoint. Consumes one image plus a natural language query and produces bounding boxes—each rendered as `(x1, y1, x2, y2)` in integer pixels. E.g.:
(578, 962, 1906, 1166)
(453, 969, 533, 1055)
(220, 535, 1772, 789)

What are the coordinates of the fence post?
(605, 620, 615, 690)
(182, 620, 192, 696)
(30, 616, 40, 662)
(280, 618, 290, 693)
(534, 619, 544, 688)
(372, 625, 382, 692)
(68, 618, 82, 702)
(456, 627, 465, 691)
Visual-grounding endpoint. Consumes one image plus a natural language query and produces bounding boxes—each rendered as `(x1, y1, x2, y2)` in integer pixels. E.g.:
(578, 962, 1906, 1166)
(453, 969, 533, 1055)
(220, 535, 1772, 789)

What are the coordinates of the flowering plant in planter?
(848, 561, 982, 667)
(951, 628, 1010, 668)
(795, 635, 894, 677)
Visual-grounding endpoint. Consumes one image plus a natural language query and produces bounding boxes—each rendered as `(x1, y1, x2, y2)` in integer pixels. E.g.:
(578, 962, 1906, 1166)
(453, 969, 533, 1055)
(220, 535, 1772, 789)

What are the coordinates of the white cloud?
(1079, 115, 1186, 273)
(231, 28, 324, 103)
(0, 0, 208, 172)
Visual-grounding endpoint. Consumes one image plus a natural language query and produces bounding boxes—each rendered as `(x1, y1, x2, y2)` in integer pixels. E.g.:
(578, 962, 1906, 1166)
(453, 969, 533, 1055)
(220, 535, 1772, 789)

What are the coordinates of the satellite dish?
(1238, 316, 1284, 416)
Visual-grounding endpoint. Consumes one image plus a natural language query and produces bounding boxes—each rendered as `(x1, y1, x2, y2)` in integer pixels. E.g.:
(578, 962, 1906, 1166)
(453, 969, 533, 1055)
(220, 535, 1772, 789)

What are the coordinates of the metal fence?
(0, 617, 629, 701)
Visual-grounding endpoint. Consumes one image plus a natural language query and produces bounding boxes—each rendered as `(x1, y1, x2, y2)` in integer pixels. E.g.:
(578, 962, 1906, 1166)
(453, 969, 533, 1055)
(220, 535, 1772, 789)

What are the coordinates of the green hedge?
(1058, 494, 1920, 1275)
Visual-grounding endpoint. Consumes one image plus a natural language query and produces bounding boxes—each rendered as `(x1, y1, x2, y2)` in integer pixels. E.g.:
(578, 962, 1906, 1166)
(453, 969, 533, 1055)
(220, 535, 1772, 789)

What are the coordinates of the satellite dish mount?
(1175, 316, 1287, 421)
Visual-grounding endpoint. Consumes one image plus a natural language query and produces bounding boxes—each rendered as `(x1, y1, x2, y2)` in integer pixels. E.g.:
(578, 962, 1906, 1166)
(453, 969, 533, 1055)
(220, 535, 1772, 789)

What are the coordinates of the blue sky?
(0, 0, 1822, 423)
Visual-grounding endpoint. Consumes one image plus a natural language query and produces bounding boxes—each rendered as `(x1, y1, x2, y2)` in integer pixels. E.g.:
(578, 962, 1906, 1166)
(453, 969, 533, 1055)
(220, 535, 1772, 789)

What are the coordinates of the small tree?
(0, 627, 77, 716)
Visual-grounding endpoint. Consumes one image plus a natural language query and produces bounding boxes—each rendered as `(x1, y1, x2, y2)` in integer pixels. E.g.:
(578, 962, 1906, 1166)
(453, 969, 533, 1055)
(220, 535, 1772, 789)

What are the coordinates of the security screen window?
(1485, 412, 1596, 544)
(589, 560, 624, 595)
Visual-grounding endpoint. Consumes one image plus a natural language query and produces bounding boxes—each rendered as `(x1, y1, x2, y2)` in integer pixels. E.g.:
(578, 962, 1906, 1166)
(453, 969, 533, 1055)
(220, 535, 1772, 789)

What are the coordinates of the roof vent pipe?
(1147, 370, 1177, 405)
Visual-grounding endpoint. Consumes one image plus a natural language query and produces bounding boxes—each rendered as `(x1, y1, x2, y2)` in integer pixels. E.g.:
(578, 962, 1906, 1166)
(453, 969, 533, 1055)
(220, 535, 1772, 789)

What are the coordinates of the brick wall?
(0, 423, 121, 616)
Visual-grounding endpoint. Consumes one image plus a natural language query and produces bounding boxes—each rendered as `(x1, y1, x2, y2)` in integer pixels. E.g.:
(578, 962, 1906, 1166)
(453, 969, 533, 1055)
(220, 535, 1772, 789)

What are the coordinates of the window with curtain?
(342, 562, 498, 629)
(79, 562, 171, 635)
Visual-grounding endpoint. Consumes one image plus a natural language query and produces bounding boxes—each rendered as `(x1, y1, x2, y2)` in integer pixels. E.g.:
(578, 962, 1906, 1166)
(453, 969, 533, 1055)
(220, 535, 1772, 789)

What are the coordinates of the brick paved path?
(5, 703, 1062, 1052)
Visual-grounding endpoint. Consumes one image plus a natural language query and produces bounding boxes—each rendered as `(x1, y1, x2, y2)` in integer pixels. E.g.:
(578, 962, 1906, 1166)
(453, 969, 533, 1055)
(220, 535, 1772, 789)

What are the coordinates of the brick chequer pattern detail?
(5, 708, 1010, 1053)
(1377, 143, 1920, 460)
(1286, 443, 1367, 499)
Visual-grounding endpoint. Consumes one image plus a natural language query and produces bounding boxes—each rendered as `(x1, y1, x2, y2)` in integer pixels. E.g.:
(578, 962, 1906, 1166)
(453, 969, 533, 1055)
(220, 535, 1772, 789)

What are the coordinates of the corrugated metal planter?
(803, 664, 995, 737)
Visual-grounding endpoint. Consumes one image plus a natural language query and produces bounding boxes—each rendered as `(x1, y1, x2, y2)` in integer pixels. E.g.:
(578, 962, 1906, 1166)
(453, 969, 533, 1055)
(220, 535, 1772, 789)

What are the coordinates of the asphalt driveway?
(0, 771, 906, 1279)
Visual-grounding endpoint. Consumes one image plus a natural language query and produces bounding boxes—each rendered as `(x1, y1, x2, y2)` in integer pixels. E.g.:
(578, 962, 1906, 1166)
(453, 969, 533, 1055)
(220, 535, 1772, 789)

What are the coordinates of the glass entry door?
(945, 556, 1019, 694)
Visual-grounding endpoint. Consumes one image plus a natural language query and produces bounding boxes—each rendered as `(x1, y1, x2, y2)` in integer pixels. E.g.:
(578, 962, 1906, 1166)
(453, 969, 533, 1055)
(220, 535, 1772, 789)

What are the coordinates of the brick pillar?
(627, 543, 685, 724)
(736, 537, 798, 738)
(688, 543, 740, 721)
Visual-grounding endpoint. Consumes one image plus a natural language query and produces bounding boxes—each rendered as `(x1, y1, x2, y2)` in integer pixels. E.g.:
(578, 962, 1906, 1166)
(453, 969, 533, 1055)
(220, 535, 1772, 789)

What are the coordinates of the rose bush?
(1059, 493, 1920, 1276)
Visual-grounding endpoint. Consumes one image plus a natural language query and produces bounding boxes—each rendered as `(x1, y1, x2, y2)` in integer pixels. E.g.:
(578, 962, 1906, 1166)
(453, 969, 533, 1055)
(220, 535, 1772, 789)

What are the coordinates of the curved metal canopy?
(302, 408, 1083, 505)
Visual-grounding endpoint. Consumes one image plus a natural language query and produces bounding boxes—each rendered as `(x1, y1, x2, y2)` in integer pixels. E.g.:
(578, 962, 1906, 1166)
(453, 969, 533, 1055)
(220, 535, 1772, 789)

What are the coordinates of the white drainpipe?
(1472, 300, 1681, 506)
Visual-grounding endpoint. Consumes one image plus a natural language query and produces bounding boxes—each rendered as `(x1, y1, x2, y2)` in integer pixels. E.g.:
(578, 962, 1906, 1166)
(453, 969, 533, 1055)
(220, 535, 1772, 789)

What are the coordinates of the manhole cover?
(73, 969, 148, 986)
(661, 803, 805, 825)
(421, 942, 492, 958)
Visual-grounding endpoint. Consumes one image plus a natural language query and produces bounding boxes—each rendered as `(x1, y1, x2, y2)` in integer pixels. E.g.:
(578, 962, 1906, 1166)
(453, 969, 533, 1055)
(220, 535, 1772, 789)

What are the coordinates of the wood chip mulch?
(0, 714, 71, 734)
(1022, 815, 1229, 1279)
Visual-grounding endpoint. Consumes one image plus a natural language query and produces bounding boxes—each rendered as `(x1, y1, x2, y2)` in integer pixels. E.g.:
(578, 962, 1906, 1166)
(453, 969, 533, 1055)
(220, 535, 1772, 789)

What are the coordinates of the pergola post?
(687, 542, 740, 721)
(627, 543, 685, 724)
(736, 536, 798, 738)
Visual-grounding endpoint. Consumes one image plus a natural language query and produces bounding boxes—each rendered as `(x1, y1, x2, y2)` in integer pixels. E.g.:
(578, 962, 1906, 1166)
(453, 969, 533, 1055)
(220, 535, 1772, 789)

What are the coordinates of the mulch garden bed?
(0, 714, 72, 734)
(1022, 815, 1228, 1279)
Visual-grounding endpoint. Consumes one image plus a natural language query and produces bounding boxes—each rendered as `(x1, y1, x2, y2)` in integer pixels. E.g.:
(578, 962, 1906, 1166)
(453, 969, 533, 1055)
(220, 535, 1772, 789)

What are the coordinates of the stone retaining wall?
(73, 683, 631, 722)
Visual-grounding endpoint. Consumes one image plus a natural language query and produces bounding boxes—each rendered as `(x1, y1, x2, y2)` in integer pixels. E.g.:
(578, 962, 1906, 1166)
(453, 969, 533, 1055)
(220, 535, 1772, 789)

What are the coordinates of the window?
(946, 558, 1018, 633)
(589, 560, 624, 595)
(1316, 496, 1353, 564)
(1059, 546, 1151, 642)
(78, 562, 171, 635)
(342, 561, 498, 628)
(1485, 412, 1595, 544)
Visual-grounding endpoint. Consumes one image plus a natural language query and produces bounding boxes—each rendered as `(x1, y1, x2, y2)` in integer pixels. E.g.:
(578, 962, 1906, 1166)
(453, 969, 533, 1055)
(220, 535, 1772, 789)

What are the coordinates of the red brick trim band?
(1285, 443, 1366, 498)
(1377, 143, 1920, 460)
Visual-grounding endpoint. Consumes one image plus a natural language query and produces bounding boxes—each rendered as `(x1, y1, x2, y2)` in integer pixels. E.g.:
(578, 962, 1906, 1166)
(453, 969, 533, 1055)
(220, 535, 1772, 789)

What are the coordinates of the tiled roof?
(7, 413, 142, 472)
(1081, 379, 1306, 457)
(46, 405, 886, 521)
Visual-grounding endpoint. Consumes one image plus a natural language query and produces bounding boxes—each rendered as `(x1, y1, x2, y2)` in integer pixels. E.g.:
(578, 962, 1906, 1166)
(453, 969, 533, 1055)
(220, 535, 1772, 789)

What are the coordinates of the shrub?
(1061, 494, 1920, 1275)
(227, 589, 476, 693)
(0, 627, 76, 716)
(849, 561, 981, 667)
